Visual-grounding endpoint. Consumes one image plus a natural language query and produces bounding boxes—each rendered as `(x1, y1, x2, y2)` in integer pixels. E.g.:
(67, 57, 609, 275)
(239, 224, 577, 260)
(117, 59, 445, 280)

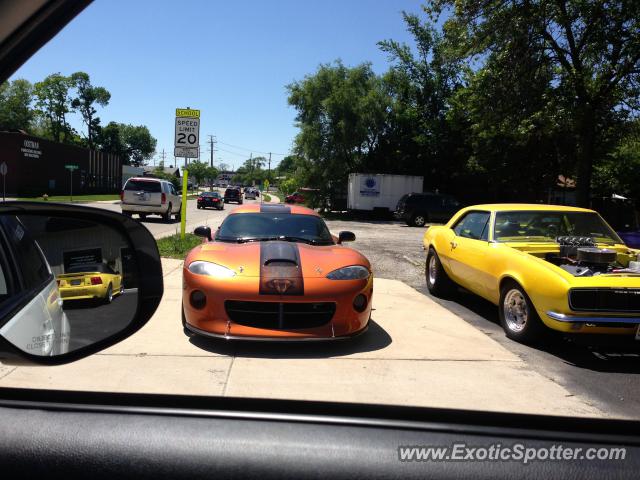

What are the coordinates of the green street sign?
(64, 164, 79, 170)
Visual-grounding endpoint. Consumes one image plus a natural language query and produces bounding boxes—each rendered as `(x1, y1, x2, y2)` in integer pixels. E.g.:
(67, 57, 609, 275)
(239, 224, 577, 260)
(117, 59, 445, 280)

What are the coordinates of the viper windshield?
(216, 213, 334, 245)
(494, 211, 623, 244)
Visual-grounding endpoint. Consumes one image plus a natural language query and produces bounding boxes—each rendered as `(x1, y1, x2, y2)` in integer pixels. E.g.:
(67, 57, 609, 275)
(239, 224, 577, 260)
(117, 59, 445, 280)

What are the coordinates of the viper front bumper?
(182, 268, 373, 340)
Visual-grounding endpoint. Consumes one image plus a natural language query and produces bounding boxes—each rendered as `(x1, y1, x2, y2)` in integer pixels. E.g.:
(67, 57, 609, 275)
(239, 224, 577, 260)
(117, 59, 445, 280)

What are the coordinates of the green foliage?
(149, 166, 181, 190)
(97, 122, 157, 166)
(70, 72, 110, 148)
(0, 79, 34, 131)
(187, 160, 218, 185)
(432, 0, 640, 205)
(156, 233, 202, 259)
(287, 61, 390, 206)
(279, 177, 297, 195)
(33, 73, 76, 143)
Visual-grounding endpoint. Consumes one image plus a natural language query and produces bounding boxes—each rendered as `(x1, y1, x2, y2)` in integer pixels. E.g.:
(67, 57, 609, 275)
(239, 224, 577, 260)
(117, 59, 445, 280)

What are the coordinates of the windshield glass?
(217, 213, 333, 244)
(125, 180, 161, 193)
(5, 0, 640, 425)
(494, 211, 623, 243)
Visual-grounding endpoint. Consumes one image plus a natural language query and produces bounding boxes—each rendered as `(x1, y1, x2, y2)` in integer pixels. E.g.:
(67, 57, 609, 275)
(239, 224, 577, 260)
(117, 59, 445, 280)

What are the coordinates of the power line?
(216, 146, 253, 158)
(217, 140, 287, 157)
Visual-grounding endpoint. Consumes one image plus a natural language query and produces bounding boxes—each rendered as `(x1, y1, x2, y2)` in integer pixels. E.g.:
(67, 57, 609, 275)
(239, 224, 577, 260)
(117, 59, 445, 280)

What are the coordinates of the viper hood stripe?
(259, 241, 304, 295)
(260, 204, 291, 214)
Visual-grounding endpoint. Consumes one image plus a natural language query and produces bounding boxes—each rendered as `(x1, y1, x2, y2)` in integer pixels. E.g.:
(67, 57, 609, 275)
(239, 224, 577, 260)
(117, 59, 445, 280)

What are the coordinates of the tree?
(70, 72, 111, 149)
(33, 73, 75, 143)
(431, 0, 640, 206)
(287, 61, 389, 205)
(0, 79, 34, 131)
(97, 122, 157, 166)
(187, 160, 218, 185)
(377, 12, 467, 194)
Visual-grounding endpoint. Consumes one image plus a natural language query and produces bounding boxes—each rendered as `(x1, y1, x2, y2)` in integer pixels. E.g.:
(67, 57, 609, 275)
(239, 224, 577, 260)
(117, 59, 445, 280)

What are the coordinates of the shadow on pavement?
(424, 285, 640, 375)
(186, 319, 392, 359)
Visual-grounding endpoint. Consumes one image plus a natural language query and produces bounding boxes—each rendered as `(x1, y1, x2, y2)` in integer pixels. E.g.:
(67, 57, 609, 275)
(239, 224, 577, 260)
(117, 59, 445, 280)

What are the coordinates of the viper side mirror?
(338, 231, 356, 244)
(194, 226, 212, 241)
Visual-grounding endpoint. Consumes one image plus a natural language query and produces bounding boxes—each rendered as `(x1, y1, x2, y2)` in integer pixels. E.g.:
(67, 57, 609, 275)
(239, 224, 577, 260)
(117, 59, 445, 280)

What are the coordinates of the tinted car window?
(0, 217, 51, 290)
(453, 212, 491, 240)
(125, 180, 162, 193)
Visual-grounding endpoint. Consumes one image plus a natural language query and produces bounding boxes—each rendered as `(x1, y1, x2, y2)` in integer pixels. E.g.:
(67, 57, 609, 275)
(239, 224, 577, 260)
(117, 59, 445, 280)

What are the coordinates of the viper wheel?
(499, 281, 545, 344)
(425, 248, 455, 297)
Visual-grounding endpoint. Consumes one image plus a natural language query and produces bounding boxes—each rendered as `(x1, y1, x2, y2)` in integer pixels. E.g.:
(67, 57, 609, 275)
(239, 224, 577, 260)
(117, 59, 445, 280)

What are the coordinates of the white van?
(121, 177, 182, 222)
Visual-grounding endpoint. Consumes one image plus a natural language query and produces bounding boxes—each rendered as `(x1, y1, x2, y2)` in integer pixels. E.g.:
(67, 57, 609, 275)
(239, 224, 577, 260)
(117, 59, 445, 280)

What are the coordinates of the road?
(4, 195, 639, 419)
(64, 291, 138, 351)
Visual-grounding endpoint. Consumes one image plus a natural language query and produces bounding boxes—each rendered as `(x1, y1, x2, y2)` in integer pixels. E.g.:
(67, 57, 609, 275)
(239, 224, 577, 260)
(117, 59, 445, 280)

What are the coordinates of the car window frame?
(451, 210, 492, 241)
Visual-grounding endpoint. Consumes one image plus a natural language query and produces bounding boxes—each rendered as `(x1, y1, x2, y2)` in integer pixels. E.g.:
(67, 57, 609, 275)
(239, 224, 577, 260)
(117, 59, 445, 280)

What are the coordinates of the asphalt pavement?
(64, 290, 138, 351)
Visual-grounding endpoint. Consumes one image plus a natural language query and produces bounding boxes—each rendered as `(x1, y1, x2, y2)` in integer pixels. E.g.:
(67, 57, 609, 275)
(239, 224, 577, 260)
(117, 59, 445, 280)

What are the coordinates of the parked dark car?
(394, 192, 461, 227)
(197, 191, 224, 210)
(285, 192, 305, 204)
(224, 187, 243, 204)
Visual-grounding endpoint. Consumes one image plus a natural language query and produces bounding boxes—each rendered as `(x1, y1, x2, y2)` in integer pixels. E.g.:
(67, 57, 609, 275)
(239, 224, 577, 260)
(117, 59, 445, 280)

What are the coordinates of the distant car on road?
(244, 188, 257, 200)
(197, 191, 224, 210)
(224, 187, 243, 204)
(285, 192, 305, 204)
(57, 263, 124, 304)
(395, 192, 461, 227)
(121, 177, 182, 223)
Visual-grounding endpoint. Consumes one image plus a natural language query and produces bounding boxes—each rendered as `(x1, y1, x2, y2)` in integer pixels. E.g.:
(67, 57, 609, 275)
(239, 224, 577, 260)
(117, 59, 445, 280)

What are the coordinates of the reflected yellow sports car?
(57, 263, 124, 303)
(423, 204, 640, 344)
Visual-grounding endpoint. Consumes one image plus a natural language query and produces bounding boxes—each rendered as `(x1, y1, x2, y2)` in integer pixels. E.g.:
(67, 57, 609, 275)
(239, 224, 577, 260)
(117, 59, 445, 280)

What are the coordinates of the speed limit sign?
(174, 108, 200, 158)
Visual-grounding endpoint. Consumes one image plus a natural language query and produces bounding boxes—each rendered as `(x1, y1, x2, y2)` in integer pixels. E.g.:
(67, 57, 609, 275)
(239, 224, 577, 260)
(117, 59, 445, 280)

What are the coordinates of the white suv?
(121, 177, 182, 223)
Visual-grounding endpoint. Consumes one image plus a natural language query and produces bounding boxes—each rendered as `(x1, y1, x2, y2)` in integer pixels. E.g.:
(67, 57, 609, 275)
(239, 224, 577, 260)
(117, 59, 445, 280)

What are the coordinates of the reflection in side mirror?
(0, 214, 141, 357)
(338, 231, 356, 244)
(194, 226, 212, 241)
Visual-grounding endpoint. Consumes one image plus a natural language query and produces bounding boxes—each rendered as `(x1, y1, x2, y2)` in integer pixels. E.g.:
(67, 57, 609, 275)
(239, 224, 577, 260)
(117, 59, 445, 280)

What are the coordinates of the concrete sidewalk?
(0, 258, 602, 417)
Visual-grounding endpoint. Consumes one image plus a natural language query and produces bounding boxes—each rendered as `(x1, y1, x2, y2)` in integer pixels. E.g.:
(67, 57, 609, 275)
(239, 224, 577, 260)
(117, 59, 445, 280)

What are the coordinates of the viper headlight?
(188, 261, 236, 278)
(326, 265, 370, 280)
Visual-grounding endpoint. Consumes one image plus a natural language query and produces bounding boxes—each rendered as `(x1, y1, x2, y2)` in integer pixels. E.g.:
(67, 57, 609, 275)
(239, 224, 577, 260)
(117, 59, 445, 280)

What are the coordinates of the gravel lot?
(324, 218, 429, 287)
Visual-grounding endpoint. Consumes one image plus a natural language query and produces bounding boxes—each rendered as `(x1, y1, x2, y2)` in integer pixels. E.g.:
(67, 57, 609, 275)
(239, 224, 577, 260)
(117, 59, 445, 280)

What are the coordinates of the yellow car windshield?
(493, 211, 622, 244)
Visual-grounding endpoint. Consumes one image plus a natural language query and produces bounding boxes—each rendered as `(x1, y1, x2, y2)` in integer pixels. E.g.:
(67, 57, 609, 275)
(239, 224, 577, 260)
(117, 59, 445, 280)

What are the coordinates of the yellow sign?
(175, 108, 200, 118)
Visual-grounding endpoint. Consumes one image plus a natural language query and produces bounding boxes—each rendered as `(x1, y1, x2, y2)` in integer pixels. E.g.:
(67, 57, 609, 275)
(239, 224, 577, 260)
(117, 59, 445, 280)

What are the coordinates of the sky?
(11, 0, 427, 170)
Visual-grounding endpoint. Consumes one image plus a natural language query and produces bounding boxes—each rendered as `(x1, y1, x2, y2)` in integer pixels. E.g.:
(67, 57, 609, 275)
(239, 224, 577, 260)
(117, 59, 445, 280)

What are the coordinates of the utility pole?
(268, 152, 271, 175)
(207, 135, 216, 168)
(159, 149, 166, 167)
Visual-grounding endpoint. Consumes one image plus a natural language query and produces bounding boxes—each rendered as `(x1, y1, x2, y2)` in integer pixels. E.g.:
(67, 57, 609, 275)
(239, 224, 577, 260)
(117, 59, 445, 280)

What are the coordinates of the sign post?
(175, 108, 200, 239)
(64, 164, 79, 202)
(0, 162, 7, 202)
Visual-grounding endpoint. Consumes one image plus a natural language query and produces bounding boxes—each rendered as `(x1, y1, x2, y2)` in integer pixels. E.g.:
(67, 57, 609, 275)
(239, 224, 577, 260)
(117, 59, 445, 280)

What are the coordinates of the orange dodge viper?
(182, 204, 373, 340)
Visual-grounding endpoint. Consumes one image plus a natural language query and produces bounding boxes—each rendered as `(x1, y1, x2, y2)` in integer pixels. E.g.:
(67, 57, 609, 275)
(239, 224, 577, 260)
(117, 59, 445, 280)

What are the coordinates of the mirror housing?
(194, 226, 212, 241)
(0, 202, 163, 366)
(337, 231, 356, 244)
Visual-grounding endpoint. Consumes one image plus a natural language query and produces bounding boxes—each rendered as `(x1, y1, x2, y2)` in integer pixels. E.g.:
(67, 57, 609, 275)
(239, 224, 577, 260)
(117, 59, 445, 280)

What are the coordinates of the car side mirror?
(338, 231, 356, 244)
(194, 226, 212, 241)
(0, 202, 162, 365)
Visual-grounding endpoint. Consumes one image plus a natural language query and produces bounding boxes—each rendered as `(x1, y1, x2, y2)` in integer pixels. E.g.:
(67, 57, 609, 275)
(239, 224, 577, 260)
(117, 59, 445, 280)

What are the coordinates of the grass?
(156, 233, 203, 259)
(16, 194, 120, 203)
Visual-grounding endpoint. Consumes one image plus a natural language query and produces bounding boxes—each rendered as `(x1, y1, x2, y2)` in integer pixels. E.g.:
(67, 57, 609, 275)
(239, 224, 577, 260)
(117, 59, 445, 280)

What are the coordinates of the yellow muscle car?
(57, 263, 124, 304)
(423, 204, 640, 344)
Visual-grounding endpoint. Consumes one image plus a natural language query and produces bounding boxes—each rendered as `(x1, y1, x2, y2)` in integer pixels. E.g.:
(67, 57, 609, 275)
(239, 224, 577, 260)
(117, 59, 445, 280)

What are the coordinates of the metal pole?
(3, 174, 5, 202)
(70, 169, 73, 202)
